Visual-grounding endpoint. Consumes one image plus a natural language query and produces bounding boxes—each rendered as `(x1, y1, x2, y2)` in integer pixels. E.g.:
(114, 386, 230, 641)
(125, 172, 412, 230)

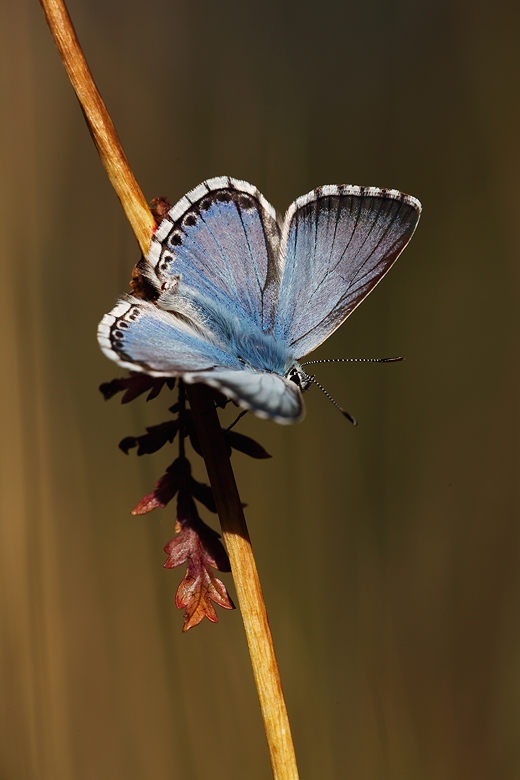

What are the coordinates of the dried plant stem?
(187, 385, 299, 779)
(39, 0, 155, 255)
(39, 1, 299, 778)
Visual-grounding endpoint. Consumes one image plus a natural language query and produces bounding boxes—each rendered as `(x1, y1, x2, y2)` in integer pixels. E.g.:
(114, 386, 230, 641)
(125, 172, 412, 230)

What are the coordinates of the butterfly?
(98, 176, 421, 423)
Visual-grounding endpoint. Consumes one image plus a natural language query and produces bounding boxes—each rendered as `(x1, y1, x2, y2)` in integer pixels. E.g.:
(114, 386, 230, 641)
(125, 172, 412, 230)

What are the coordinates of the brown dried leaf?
(131, 469, 180, 515)
(165, 525, 234, 631)
(119, 420, 178, 455)
(150, 196, 172, 224)
(224, 430, 271, 459)
(165, 489, 230, 571)
(176, 559, 234, 632)
(100, 373, 174, 403)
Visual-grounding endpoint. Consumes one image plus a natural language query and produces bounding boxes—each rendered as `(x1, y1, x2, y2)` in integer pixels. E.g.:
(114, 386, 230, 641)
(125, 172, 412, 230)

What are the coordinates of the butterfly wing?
(145, 176, 282, 330)
(273, 185, 422, 358)
(98, 297, 242, 373)
(98, 298, 304, 423)
(98, 179, 421, 424)
(183, 369, 304, 423)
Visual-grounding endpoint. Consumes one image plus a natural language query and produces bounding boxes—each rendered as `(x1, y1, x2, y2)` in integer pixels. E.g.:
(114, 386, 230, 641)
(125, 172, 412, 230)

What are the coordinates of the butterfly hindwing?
(274, 185, 422, 358)
(97, 298, 304, 421)
(183, 369, 304, 423)
(98, 297, 243, 375)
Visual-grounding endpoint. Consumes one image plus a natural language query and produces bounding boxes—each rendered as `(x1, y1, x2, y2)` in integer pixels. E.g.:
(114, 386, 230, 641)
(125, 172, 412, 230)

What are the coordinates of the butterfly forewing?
(146, 177, 281, 330)
(273, 186, 421, 358)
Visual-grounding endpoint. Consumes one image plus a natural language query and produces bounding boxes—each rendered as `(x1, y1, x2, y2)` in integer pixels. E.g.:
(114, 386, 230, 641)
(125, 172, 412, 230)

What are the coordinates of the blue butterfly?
(98, 177, 421, 423)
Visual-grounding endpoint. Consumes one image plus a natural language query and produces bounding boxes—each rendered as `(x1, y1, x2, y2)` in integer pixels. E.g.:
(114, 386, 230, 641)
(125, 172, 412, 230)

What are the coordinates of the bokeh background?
(2, 1, 520, 778)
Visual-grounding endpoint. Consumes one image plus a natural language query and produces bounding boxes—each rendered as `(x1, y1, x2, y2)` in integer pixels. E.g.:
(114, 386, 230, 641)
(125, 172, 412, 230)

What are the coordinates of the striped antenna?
(301, 372, 358, 426)
(301, 356, 404, 366)
(300, 356, 404, 424)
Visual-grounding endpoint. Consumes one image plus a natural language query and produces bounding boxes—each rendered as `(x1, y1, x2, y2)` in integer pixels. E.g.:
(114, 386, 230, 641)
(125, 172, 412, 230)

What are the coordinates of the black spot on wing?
(239, 195, 254, 210)
(217, 191, 232, 203)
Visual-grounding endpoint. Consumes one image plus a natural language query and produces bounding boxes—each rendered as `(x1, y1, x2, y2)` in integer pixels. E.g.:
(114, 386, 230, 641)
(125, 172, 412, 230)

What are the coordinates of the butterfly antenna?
(301, 372, 358, 426)
(301, 356, 404, 366)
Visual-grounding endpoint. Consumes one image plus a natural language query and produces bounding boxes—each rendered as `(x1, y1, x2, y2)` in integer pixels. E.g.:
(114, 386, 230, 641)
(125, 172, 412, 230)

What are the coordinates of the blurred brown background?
(2, 1, 520, 778)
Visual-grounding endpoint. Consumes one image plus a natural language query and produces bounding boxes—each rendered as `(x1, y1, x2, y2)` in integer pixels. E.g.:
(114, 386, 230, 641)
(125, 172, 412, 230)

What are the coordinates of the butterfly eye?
(286, 367, 313, 394)
(287, 367, 302, 386)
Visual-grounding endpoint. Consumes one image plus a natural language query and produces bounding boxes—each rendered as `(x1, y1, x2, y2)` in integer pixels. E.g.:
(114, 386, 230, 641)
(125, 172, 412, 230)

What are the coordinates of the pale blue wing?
(98, 297, 243, 374)
(97, 297, 303, 422)
(273, 185, 422, 357)
(145, 177, 282, 331)
(98, 180, 421, 425)
(183, 370, 304, 423)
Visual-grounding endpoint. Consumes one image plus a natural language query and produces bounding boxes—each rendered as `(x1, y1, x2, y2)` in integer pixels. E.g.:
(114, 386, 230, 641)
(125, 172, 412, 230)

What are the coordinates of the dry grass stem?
(39, 0, 155, 254)
(39, 1, 300, 777)
(187, 385, 299, 780)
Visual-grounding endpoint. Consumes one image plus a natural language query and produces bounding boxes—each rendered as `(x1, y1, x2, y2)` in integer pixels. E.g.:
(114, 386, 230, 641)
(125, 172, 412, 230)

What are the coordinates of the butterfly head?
(285, 364, 313, 393)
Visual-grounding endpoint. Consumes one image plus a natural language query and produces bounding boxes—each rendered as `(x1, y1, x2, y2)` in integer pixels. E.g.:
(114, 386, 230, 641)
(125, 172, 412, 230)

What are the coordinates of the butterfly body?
(98, 177, 421, 423)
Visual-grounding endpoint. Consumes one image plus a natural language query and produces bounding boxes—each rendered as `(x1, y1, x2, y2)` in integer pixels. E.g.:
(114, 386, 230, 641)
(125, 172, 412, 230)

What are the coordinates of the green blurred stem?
(39, 1, 300, 777)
